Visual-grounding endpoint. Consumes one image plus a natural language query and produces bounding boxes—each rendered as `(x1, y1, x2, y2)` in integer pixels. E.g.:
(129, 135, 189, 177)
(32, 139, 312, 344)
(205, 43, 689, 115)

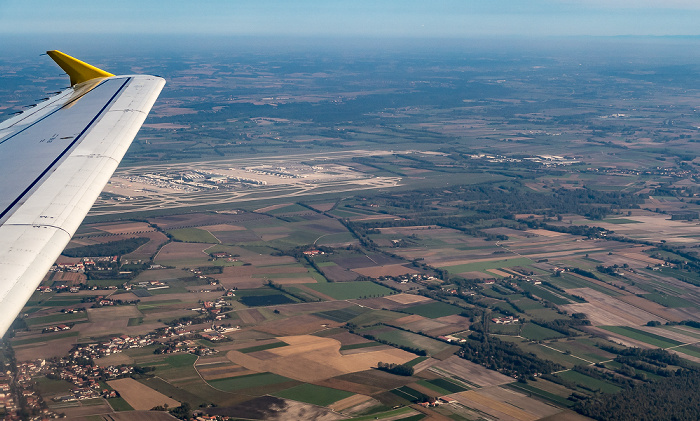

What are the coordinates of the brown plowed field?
(108, 378, 179, 410)
(563, 288, 666, 326)
(226, 335, 415, 382)
(431, 356, 512, 387)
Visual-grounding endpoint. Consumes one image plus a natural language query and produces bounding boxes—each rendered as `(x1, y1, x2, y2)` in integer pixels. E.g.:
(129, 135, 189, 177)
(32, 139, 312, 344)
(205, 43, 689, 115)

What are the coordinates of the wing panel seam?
(0, 78, 132, 221)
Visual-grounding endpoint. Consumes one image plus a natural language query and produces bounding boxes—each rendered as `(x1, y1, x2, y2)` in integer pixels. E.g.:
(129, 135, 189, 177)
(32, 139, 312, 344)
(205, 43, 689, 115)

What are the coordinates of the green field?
(489, 323, 521, 335)
(520, 323, 566, 341)
(34, 377, 74, 395)
(553, 273, 622, 297)
(138, 377, 211, 408)
(402, 301, 463, 319)
(239, 341, 289, 353)
(348, 309, 406, 327)
(266, 204, 309, 215)
(423, 378, 468, 393)
(107, 397, 134, 411)
(40, 298, 86, 307)
(642, 293, 694, 308)
(169, 228, 220, 243)
(273, 383, 353, 406)
(161, 353, 198, 368)
(662, 325, 700, 341)
(11, 331, 79, 346)
(25, 312, 88, 326)
(556, 370, 621, 393)
(404, 356, 429, 367)
(208, 372, 294, 391)
(339, 342, 383, 351)
(601, 218, 642, 224)
(507, 382, 574, 407)
(347, 407, 416, 421)
(675, 344, 700, 359)
(136, 299, 181, 311)
(314, 306, 370, 323)
(304, 281, 394, 300)
(599, 326, 683, 348)
(360, 326, 454, 356)
(442, 257, 533, 274)
(498, 337, 586, 368)
(546, 338, 616, 363)
(518, 283, 572, 305)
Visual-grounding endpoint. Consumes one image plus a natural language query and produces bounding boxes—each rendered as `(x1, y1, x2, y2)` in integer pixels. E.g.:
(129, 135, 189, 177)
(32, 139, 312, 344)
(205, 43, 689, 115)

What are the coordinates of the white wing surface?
(0, 51, 164, 337)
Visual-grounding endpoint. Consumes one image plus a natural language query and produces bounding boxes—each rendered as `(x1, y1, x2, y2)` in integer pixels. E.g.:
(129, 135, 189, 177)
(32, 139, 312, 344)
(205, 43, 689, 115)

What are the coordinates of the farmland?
(6, 41, 700, 421)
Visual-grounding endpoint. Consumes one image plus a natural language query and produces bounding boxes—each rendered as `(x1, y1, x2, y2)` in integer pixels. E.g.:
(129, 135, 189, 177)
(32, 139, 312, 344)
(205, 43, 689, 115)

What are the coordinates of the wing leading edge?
(0, 51, 164, 337)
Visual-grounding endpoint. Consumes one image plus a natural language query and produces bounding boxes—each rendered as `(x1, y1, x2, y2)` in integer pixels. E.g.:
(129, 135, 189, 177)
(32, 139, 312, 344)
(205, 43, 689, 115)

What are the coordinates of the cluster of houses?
(191, 297, 232, 321)
(492, 316, 520, 324)
(51, 256, 118, 273)
(0, 361, 47, 418)
(380, 273, 437, 284)
(154, 339, 219, 356)
(135, 280, 169, 290)
(71, 335, 155, 360)
(210, 252, 239, 263)
(37, 284, 81, 293)
(418, 396, 458, 408)
(438, 335, 467, 344)
(42, 324, 72, 333)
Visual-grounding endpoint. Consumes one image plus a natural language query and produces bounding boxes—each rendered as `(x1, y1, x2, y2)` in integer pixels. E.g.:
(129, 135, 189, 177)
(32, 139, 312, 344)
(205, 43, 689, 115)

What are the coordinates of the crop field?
(273, 383, 354, 406)
(442, 257, 534, 275)
(304, 281, 394, 300)
(240, 294, 297, 306)
(154, 242, 212, 267)
(497, 337, 587, 368)
(168, 227, 220, 243)
(347, 309, 406, 326)
(520, 323, 566, 341)
(555, 371, 621, 394)
(208, 372, 295, 391)
(360, 326, 454, 356)
(314, 307, 371, 323)
(507, 382, 574, 408)
(107, 397, 135, 412)
(562, 289, 662, 326)
(422, 378, 469, 394)
(662, 325, 700, 341)
(599, 326, 683, 348)
(136, 299, 182, 311)
(226, 335, 416, 382)
(107, 378, 180, 410)
(641, 293, 694, 308)
(25, 312, 88, 326)
(675, 344, 700, 359)
(451, 388, 559, 421)
(546, 338, 617, 363)
(518, 283, 572, 305)
(239, 342, 290, 353)
(489, 324, 521, 335)
(401, 301, 463, 319)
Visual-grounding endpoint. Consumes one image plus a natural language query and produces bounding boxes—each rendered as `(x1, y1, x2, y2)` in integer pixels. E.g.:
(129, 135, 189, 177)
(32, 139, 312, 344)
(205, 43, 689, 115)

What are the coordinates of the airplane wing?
(0, 51, 164, 337)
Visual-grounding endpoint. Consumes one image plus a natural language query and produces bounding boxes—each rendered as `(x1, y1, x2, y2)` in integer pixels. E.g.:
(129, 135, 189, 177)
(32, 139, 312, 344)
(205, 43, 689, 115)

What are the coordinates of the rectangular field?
(442, 257, 534, 274)
(208, 372, 295, 391)
(599, 326, 683, 348)
(272, 383, 354, 406)
(401, 302, 463, 319)
(304, 281, 394, 300)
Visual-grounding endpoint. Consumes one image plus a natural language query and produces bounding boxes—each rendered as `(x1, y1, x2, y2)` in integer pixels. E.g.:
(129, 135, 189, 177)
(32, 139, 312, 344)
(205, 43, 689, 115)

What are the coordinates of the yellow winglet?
(46, 50, 114, 86)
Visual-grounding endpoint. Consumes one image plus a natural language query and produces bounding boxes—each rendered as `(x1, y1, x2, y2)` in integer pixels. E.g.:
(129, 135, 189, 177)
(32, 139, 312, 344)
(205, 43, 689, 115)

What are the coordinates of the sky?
(2, 0, 700, 38)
